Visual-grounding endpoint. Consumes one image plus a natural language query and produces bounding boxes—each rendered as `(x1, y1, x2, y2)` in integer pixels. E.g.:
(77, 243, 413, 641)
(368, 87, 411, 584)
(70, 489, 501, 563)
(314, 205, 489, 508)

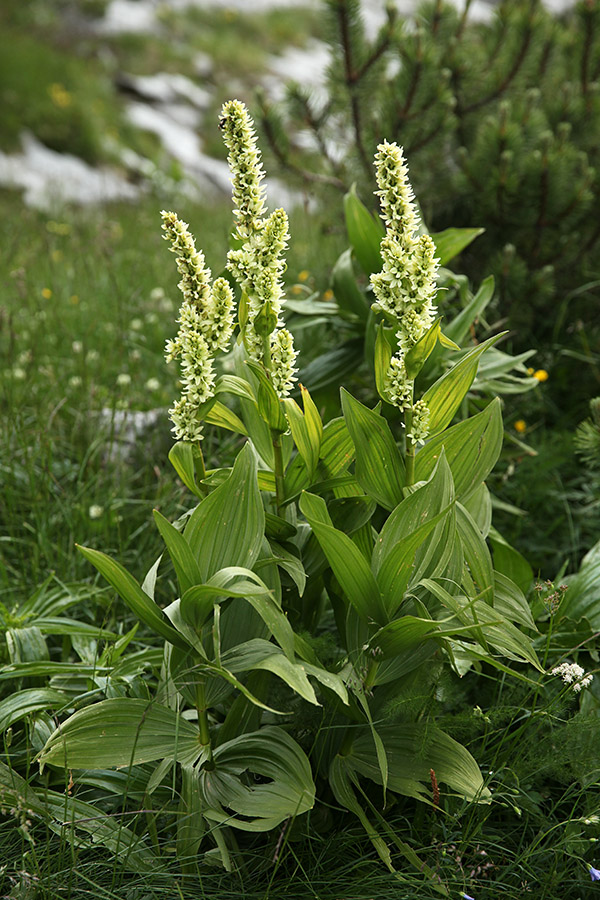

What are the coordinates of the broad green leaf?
(200, 727, 315, 831)
(284, 385, 323, 479)
(456, 503, 494, 603)
(376, 506, 453, 617)
(373, 453, 454, 572)
(344, 185, 384, 276)
(370, 616, 441, 659)
(404, 320, 441, 380)
(560, 538, 600, 629)
(415, 398, 503, 501)
(77, 546, 189, 650)
(221, 639, 319, 705)
(263, 541, 306, 596)
(185, 443, 264, 581)
(0, 689, 68, 731)
(488, 526, 533, 594)
(341, 388, 405, 509)
(319, 416, 355, 477)
(39, 699, 202, 769)
(444, 276, 494, 345)
(430, 227, 484, 267)
(462, 482, 492, 537)
(349, 722, 491, 802)
(422, 333, 505, 436)
(493, 571, 536, 631)
(331, 248, 369, 321)
(182, 567, 294, 659)
(374, 323, 393, 399)
(421, 578, 543, 670)
(168, 442, 202, 497)
(214, 373, 256, 402)
(153, 510, 203, 596)
(177, 765, 205, 868)
(246, 360, 287, 434)
(300, 491, 386, 624)
(205, 400, 248, 435)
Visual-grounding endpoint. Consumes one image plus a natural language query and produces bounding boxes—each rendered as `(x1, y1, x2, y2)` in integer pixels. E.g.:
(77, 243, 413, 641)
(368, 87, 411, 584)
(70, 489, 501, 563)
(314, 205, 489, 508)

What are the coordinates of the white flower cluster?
(220, 100, 297, 397)
(371, 142, 439, 436)
(161, 211, 235, 442)
(551, 661, 594, 693)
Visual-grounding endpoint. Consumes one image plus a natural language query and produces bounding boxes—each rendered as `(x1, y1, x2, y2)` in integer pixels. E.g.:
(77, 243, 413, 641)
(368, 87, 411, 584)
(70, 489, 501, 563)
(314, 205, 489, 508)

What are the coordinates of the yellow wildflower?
(298, 270, 310, 282)
(527, 367, 535, 375)
(323, 289, 334, 301)
(533, 369, 549, 382)
(41, 288, 52, 299)
(48, 83, 72, 109)
(514, 420, 527, 434)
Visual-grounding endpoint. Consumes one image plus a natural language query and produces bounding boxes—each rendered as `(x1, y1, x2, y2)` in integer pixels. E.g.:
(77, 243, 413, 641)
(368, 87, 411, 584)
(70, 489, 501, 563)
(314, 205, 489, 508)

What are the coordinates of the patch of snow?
(125, 100, 309, 209)
(0, 133, 140, 211)
(120, 72, 212, 110)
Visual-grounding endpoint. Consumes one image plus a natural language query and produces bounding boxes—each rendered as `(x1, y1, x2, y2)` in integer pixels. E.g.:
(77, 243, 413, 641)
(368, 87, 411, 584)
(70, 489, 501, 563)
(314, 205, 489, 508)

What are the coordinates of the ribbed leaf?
(246, 360, 287, 434)
(341, 388, 404, 509)
(349, 723, 491, 803)
(445, 275, 495, 345)
(415, 399, 503, 501)
(205, 400, 248, 435)
(153, 510, 203, 596)
(430, 227, 484, 267)
(168, 442, 202, 497)
(284, 385, 322, 479)
(77, 546, 189, 650)
(457, 503, 494, 602)
(0, 689, 68, 731)
(39, 699, 202, 769)
(332, 248, 369, 321)
(185, 443, 264, 581)
(422, 333, 504, 436)
(300, 491, 386, 624)
(200, 727, 315, 831)
(488, 526, 533, 594)
(181, 566, 294, 660)
(344, 185, 384, 276)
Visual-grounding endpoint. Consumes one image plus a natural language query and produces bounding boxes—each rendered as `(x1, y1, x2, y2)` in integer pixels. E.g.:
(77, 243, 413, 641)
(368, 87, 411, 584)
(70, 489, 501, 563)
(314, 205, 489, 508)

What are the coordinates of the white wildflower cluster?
(161, 211, 235, 442)
(551, 661, 594, 693)
(371, 142, 439, 436)
(220, 100, 297, 397)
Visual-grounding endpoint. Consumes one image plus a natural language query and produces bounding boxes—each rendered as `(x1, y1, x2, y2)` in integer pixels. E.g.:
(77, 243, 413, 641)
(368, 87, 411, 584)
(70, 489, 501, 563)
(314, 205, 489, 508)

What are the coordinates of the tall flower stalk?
(161, 210, 234, 458)
(220, 99, 298, 399)
(220, 99, 299, 514)
(370, 141, 439, 484)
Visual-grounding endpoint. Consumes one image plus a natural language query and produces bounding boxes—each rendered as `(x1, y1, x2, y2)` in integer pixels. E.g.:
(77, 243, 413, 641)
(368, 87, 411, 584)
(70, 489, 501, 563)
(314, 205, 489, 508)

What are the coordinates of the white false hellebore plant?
(38, 101, 544, 884)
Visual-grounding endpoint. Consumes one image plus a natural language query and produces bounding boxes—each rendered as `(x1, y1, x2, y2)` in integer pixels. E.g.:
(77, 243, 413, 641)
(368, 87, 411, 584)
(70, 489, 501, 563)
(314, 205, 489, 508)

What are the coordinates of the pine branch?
(335, 0, 372, 176)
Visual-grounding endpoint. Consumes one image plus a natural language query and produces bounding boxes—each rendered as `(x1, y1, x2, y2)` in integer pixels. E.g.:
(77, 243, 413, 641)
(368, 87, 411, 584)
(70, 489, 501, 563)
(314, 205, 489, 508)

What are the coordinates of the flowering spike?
(220, 99, 267, 239)
(270, 328, 298, 398)
(221, 103, 297, 386)
(370, 143, 439, 425)
(162, 212, 233, 443)
(407, 399, 430, 444)
(161, 210, 211, 310)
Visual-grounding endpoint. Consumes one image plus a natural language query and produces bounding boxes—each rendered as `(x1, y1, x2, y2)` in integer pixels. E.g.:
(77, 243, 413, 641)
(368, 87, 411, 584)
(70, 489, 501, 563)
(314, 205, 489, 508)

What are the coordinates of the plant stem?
(404, 407, 416, 487)
(272, 432, 285, 515)
(195, 679, 213, 762)
(262, 333, 272, 369)
(194, 441, 209, 496)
